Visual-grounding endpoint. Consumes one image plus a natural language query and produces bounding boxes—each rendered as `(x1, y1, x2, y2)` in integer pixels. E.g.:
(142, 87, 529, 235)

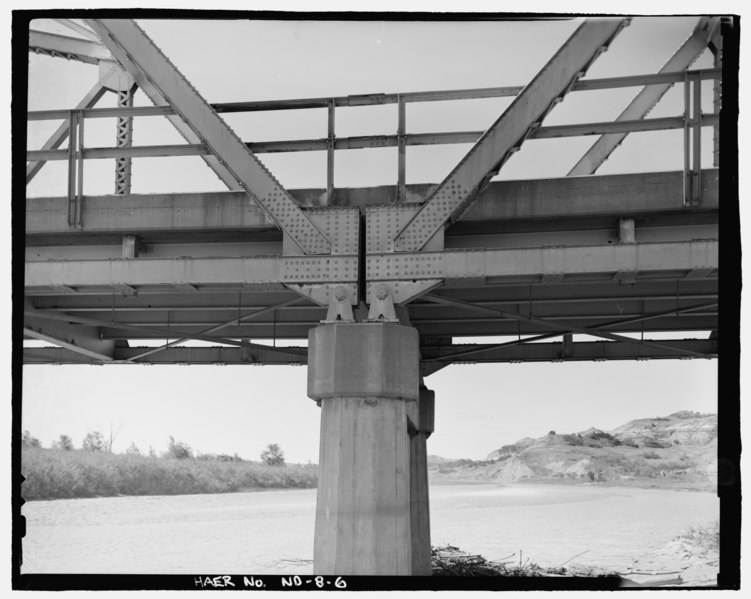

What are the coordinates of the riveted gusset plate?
(284, 208, 360, 256)
(365, 205, 443, 254)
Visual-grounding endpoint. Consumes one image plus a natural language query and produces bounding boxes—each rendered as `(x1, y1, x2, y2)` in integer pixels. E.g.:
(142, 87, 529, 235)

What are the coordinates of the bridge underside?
(25, 170, 719, 371)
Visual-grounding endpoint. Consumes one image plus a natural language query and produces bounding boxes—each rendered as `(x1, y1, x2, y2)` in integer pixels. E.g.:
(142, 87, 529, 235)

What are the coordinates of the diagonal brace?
(568, 17, 720, 176)
(126, 296, 305, 361)
(393, 18, 630, 252)
(421, 300, 717, 363)
(423, 293, 713, 359)
(85, 19, 331, 255)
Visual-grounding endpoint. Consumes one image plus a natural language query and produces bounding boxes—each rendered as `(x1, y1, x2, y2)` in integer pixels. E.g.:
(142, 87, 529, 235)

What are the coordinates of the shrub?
(82, 431, 106, 452)
(260, 443, 285, 466)
(21, 446, 317, 500)
(166, 436, 192, 460)
(22, 431, 41, 448)
(52, 434, 74, 451)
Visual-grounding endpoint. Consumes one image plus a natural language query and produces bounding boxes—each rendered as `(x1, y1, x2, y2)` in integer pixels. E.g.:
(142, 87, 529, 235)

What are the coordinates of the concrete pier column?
(308, 322, 420, 575)
(407, 387, 435, 575)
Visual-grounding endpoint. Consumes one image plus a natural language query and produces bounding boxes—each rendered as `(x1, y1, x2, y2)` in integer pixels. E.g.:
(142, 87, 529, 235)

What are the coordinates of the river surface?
(21, 483, 717, 574)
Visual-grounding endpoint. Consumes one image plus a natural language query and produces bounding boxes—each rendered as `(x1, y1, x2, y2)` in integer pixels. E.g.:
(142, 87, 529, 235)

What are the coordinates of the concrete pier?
(308, 322, 422, 575)
(408, 387, 434, 575)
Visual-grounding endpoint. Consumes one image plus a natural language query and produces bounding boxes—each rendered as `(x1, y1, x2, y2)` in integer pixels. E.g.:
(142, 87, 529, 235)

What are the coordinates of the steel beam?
(25, 114, 720, 164)
(29, 30, 111, 65)
(126, 296, 305, 361)
(568, 17, 719, 176)
(24, 309, 115, 362)
(421, 338, 717, 366)
(23, 344, 308, 365)
(27, 68, 718, 121)
(85, 19, 331, 255)
(422, 293, 711, 359)
(25, 254, 357, 294)
(22, 338, 716, 366)
(367, 240, 718, 286)
(25, 170, 719, 238)
(26, 83, 108, 184)
(24, 306, 309, 358)
(393, 18, 630, 252)
(52, 18, 102, 42)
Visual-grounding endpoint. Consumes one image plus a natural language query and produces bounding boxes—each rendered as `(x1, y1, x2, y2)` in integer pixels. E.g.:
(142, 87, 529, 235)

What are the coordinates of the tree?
(125, 442, 141, 456)
(82, 431, 105, 452)
(166, 436, 192, 459)
(260, 443, 285, 466)
(52, 434, 74, 451)
(104, 421, 123, 453)
(22, 430, 41, 448)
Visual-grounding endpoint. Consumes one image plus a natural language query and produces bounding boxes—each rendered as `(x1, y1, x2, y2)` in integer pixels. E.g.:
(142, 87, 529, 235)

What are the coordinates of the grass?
(21, 447, 317, 501)
(675, 523, 719, 553)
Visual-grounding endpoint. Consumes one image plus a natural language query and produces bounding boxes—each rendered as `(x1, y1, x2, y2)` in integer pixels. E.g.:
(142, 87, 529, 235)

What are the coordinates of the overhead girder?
(24, 169, 719, 240)
(568, 16, 720, 176)
(25, 240, 716, 295)
(392, 18, 631, 253)
(52, 18, 103, 42)
(29, 29, 112, 64)
(84, 19, 333, 256)
(22, 338, 716, 367)
(367, 239, 718, 287)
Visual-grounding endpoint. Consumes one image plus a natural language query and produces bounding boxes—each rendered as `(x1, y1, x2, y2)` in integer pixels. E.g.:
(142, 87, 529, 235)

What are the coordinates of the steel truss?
(23, 17, 725, 368)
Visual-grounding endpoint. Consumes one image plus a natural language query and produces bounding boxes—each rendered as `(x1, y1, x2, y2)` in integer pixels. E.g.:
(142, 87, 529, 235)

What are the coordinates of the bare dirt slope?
(429, 411, 716, 489)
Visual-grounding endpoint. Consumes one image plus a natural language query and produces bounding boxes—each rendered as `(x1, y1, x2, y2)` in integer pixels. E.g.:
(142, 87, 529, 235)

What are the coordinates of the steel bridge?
(21, 16, 729, 576)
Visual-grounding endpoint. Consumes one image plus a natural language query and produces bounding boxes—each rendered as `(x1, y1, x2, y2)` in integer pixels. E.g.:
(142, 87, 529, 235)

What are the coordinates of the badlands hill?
(429, 411, 717, 489)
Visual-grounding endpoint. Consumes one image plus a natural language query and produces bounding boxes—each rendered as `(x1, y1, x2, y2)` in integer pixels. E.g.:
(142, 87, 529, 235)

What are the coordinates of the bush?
(260, 443, 285, 466)
(21, 447, 317, 500)
(22, 431, 41, 448)
(52, 435, 74, 451)
(82, 431, 106, 452)
(166, 436, 192, 460)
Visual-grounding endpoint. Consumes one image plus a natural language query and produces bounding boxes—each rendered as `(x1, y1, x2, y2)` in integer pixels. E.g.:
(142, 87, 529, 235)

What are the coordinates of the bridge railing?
(27, 67, 720, 226)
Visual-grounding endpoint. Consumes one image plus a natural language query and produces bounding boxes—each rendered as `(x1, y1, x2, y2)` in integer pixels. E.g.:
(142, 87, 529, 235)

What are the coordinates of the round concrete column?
(308, 322, 419, 575)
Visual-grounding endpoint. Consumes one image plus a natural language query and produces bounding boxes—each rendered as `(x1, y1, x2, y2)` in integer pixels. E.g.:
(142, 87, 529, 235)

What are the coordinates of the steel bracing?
(23, 17, 724, 370)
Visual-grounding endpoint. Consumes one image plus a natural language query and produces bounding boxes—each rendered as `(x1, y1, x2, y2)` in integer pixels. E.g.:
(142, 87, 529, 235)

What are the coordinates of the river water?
(21, 483, 717, 574)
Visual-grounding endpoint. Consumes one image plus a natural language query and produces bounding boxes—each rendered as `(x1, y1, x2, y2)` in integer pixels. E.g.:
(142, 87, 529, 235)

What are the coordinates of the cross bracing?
(23, 16, 727, 369)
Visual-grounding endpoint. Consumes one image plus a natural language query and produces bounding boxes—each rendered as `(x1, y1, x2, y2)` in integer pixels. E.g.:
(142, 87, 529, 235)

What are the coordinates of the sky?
(17, 11, 730, 464)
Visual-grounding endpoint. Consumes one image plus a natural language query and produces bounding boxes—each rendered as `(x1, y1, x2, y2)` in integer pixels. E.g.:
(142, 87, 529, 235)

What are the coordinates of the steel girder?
(568, 17, 720, 176)
(22, 338, 716, 367)
(392, 18, 631, 253)
(24, 169, 719, 241)
(25, 240, 716, 299)
(85, 19, 332, 255)
(367, 240, 718, 286)
(29, 29, 112, 64)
